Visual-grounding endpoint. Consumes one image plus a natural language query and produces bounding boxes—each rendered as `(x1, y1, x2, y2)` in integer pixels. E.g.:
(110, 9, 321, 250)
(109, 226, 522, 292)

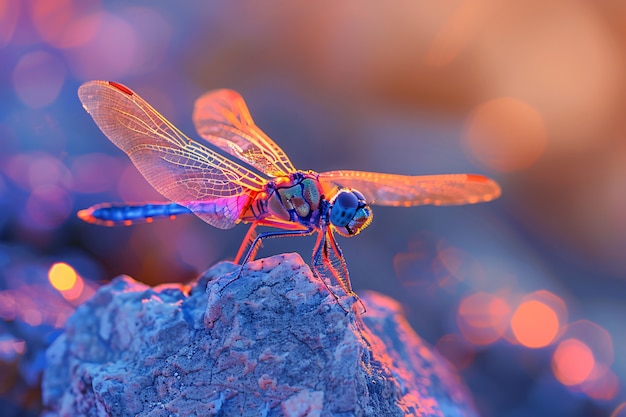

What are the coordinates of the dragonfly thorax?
(245, 172, 324, 226)
(328, 189, 372, 237)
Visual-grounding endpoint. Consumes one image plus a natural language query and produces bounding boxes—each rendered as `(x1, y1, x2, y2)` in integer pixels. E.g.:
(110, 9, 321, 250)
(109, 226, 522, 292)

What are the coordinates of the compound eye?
(330, 190, 359, 227)
(352, 190, 366, 202)
(336, 191, 359, 210)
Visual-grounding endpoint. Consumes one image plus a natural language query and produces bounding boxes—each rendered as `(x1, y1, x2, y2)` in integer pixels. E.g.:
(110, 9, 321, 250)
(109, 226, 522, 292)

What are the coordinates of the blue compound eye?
(329, 189, 373, 237)
(330, 191, 359, 227)
(352, 190, 365, 202)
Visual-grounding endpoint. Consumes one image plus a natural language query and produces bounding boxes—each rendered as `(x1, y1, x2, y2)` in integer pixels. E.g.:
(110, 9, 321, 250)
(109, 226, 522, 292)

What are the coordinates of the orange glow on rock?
(457, 292, 511, 345)
(463, 97, 547, 172)
(552, 338, 595, 386)
(49, 262, 77, 291)
(511, 300, 559, 348)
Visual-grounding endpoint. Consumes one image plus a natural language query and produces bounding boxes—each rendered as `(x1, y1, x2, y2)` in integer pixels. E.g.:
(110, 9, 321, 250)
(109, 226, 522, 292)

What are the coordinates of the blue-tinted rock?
(42, 253, 477, 416)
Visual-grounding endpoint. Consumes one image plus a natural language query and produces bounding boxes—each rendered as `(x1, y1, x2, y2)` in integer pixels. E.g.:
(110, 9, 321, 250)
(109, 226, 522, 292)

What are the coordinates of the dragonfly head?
(329, 189, 373, 237)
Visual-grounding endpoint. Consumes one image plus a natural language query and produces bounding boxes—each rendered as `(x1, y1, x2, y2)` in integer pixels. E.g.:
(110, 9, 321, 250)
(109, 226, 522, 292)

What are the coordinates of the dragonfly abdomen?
(78, 202, 193, 226)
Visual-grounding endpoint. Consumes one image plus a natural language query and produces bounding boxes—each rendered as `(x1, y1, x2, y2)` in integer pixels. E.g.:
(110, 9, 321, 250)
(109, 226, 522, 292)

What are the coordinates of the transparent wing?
(78, 80, 268, 229)
(193, 89, 296, 176)
(318, 170, 501, 206)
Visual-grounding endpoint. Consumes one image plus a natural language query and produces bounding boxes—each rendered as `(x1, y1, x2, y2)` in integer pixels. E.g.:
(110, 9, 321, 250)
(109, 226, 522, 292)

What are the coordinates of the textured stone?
(42, 253, 477, 417)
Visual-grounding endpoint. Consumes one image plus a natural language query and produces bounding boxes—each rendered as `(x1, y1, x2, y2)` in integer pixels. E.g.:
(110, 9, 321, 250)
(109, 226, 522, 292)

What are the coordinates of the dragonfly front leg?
(311, 226, 366, 314)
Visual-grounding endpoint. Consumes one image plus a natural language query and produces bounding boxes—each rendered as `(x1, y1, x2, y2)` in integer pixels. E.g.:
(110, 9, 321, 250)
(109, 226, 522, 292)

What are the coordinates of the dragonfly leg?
(238, 226, 316, 269)
(311, 228, 366, 314)
(220, 226, 317, 295)
(234, 219, 311, 266)
(234, 224, 258, 264)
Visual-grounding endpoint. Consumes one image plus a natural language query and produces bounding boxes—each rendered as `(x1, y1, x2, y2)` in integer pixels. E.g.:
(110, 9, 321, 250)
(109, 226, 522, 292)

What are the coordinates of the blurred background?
(2, 0, 626, 416)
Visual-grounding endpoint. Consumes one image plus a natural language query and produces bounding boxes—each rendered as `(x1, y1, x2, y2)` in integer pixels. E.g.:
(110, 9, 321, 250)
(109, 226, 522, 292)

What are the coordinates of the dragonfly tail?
(78, 202, 193, 226)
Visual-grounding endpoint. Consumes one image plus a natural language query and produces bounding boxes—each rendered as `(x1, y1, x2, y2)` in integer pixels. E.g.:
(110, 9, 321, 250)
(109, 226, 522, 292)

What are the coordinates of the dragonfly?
(77, 80, 501, 313)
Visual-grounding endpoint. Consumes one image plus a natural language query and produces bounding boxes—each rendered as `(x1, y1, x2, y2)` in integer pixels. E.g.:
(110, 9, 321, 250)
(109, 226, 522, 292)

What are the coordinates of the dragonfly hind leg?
(237, 226, 316, 269)
(234, 224, 259, 265)
(221, 223, 317, 294)
(235, 220, 315, 267)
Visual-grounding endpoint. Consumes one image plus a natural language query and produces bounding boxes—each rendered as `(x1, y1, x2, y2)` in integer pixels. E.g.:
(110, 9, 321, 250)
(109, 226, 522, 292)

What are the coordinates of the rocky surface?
(42, 253, 477, 417)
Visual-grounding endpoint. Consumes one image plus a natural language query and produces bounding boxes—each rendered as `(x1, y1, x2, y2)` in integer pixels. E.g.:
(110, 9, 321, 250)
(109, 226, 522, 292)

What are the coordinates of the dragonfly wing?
(78, 80, 267, 229)
(193, 89, 296, 176)
(318, 170, 501, 207)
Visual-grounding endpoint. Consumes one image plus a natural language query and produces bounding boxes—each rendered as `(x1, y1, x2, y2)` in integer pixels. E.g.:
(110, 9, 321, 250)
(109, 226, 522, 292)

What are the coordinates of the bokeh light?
(511, 300, 559, 348)
(462, 97, 547, 172)
(64, 12, 137, 79)
(552, 338, 595, 386)
(457, 292, 511, 345)
(4, 153, 72, 192)
(0, 337, 26, 361)
(581, 369, 619, 401)
(48, 262, 92, 302)
(22, 308, 43, 327)
(30, 0, 102, 49)
(24, 185, 73, 230)
(59, 274, 84, 301)
(48, 262, 77, 291)
(426, 0, 487, 68)
(0, 0, 19, 47)
(12, 50, 67, 108)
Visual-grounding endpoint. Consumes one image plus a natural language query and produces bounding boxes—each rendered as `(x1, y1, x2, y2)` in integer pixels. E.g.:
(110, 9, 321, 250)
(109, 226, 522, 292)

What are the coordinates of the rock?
(42, 253, 477, 417)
